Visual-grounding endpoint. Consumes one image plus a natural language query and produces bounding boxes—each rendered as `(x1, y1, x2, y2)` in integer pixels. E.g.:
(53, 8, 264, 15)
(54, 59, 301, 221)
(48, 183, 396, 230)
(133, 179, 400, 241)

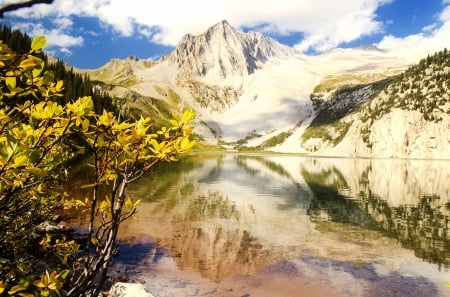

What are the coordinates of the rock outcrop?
(170, 20, 294, 81)
(109, 282, 156, 297)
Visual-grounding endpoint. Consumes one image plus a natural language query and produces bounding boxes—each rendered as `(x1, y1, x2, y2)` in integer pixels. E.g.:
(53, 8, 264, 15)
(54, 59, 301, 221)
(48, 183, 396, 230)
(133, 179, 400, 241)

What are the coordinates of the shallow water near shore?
(70, 153, 450, 296)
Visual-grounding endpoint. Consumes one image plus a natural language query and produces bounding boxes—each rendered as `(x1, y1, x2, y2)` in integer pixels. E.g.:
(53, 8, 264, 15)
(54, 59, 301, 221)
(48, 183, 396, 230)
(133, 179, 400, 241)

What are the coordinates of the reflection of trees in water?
(183, 191, 240, 220)
(302, 165, 450, 269)
(128, 154, 216, 210)
(235, 154, 292, 179)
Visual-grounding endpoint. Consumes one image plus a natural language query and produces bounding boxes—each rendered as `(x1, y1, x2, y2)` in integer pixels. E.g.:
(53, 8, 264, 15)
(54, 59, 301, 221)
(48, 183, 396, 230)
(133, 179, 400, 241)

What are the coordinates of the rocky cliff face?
(341, 109, 450, 159)
(170, 20, 294, 81)
(298, 50, 450, 159)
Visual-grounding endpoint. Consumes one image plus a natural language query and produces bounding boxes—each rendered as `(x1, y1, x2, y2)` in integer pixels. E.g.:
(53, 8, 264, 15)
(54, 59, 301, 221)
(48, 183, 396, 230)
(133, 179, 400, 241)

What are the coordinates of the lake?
(80, 153, 450, 297)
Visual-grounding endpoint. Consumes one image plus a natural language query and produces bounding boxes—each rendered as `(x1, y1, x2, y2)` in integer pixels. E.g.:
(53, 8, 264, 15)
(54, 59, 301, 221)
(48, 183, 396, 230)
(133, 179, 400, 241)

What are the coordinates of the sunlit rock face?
(330, 109, 450, 159)
(170, 20, 294, 81)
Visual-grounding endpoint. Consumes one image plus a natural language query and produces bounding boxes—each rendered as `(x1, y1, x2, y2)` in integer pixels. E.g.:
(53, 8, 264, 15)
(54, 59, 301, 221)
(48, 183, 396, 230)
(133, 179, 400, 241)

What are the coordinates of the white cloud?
(6, 0, 392, 52)
(3, 0, 449, 59)
(13, 21, 83, 55)
(52, 17, 73, 29)
(376, 3, 450, 59)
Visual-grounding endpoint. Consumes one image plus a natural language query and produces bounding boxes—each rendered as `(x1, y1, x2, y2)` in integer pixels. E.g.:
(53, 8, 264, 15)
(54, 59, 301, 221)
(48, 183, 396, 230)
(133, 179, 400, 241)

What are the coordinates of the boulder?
(109, 283, 156, 297)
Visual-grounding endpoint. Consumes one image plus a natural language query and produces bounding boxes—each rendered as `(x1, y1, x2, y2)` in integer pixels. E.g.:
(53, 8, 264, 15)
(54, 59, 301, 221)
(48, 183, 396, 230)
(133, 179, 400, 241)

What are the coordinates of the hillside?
(82, 20, 448, 159)
(296, 49, 450, 159)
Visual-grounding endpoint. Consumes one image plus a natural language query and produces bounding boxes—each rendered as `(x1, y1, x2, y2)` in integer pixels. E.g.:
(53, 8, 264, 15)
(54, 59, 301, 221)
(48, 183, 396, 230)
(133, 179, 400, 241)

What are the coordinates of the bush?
(0, 36, 196, 296)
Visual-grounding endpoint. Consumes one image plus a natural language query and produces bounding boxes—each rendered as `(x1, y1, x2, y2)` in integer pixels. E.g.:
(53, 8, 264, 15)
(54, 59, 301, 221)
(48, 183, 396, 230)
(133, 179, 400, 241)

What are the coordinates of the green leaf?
(8, 283, 27, 294)
(32, 59, 45, 78)
(31, 36, 46, 51)
(26, 167, 48, 177)
(42, 71, 54, 85)
(56, 269, 70, 280)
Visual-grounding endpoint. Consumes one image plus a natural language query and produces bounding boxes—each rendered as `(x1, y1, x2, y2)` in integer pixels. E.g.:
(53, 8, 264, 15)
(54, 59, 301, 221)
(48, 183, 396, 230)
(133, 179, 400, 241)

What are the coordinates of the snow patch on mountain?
(170, 20, 294, 86)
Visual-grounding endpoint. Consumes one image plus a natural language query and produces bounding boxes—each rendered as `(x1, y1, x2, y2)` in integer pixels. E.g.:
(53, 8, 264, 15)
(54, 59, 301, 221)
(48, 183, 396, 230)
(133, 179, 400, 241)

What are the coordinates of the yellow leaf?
(0, 280, 6, 294)
(55, 80, 64, 90)
(18, 293, 35, 297)
(150, 139, 161, 151)
(80, 183, 97, 189)
(14, 154, 28, 166)
(8, 282, 28, 294)
(26, 167, 47, 177)
(182, 109, 195, 123)
(33, 280, 47, 288)
(169, 119, 179, 127)
(31, 36, 46, 51)
(99, 199, 109, 212)
(75, 200, 86, 207)
(5, 75, 16, 91)
(81, 118, 90, 131)
(90, 237, 99, 246)
(125, 197, 133, 209)
(47, 282, 59, 291)
(19, 57, 39, 71)
(98, 111, 113, 126)
(56, 270, 70, 280)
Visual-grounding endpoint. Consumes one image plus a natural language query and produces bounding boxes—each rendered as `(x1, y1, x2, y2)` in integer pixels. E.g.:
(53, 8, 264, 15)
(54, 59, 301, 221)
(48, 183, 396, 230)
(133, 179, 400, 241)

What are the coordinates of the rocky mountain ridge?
(171, 20, 294, 83)
(84, 21, 449, 159)
(299, 50, 450, 159)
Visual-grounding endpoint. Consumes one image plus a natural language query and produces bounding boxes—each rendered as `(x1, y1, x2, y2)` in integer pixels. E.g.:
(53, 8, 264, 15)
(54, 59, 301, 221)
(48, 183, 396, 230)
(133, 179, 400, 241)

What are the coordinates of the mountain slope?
(83, 20, 448, 159)
(295, 49, 450, 159)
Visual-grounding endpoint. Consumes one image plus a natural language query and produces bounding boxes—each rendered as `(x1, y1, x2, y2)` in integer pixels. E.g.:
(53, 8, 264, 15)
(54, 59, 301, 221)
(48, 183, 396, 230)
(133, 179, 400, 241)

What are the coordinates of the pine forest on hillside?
(0, 25, 117, 115)
(302, 48, 450, 152)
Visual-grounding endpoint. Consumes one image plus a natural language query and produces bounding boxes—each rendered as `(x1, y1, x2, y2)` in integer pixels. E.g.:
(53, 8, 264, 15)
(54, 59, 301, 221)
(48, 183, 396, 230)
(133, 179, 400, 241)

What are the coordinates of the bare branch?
(0, 0, 54, 18)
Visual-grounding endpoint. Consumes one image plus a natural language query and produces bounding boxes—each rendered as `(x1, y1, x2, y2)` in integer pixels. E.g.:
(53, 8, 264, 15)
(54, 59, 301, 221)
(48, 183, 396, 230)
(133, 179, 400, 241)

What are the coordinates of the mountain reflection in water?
(85, 153, 450, 297)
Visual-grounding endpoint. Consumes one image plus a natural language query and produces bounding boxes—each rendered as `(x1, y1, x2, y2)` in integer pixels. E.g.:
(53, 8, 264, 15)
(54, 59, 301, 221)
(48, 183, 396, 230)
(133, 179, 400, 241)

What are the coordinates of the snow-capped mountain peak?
(170, 20, 294, 81)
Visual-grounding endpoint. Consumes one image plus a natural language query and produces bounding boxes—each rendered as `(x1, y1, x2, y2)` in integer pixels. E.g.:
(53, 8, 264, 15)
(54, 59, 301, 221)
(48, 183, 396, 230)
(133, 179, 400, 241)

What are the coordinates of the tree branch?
(0, 0, 54, 18)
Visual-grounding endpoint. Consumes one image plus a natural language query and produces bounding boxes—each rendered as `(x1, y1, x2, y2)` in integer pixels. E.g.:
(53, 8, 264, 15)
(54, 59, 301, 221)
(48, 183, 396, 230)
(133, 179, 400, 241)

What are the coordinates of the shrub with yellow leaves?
(0, 35, 196, 297)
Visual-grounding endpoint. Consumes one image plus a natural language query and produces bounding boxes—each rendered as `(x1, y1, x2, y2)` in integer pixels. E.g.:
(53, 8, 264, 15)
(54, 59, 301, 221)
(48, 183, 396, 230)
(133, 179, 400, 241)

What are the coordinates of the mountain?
(84, 21, 449, 159)
(297, 50, 450, 159)
(171, 20, 294, 82)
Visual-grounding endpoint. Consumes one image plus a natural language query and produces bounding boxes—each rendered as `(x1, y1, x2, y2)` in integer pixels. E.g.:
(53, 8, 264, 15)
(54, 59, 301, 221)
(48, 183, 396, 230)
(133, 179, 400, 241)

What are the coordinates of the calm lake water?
(75, 153, 450, 297)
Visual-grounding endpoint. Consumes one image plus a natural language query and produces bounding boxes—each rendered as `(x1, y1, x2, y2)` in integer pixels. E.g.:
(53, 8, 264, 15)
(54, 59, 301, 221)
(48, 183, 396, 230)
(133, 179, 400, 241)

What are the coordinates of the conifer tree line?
(0, 24, 117, 114)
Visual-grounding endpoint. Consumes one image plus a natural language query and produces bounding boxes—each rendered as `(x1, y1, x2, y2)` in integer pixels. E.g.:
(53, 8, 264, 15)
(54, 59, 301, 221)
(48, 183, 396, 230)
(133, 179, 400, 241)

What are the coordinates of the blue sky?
(1, 0, 449, 69)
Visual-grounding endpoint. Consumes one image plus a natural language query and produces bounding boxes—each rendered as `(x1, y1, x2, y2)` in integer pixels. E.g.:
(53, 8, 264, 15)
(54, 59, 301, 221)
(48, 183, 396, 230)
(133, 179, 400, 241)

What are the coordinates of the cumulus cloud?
(13, 20, 83, 56)
(4, 0, 392, 51)
(2, 0, 449, 58)
(376, 2, 450, 59)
